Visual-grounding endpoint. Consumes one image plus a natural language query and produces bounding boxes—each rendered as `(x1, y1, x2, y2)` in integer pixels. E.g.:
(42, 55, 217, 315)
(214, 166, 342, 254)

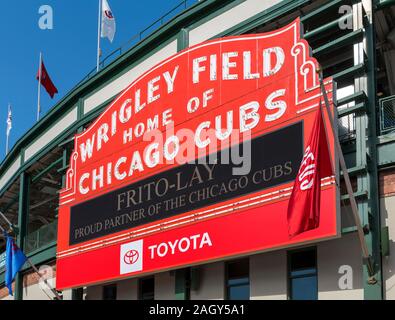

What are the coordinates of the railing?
(25, 220, 57, 254)
(74, 0, 197, 88)
(338, 114, 356, 141)
(0, 251, 5, 272)
(380, 95, 395, 134)
(0, 221, 57, 270)
(337, 88, 356, 141)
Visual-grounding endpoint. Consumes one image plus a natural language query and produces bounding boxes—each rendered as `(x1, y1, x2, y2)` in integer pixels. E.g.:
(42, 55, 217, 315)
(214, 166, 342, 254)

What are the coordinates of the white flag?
(101, 0, 116, 43)
(6, 105, 12, 136)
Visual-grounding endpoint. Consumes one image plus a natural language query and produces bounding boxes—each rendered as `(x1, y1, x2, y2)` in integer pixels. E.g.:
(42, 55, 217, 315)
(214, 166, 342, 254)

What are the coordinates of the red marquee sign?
(56, 18, 339, 290)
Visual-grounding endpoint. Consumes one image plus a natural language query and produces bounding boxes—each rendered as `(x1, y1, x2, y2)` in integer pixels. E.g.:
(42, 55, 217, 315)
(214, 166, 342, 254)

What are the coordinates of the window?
(185, 268, 191, 300)
(175, 268, 191, 300)
(139, 277, 155, 300)
(102, 284, 117, 300)
(288, 248, 318, 300)
(226, 258, 250, 300)
(71, 288, 84, 300)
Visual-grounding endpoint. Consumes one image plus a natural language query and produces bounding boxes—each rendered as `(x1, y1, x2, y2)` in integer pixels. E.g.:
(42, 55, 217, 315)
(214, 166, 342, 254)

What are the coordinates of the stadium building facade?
(1, 0, 395, 300)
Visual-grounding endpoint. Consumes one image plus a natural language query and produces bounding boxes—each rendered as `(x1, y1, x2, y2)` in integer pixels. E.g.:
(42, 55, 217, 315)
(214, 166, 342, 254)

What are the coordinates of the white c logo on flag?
(298, 146, 316, 191)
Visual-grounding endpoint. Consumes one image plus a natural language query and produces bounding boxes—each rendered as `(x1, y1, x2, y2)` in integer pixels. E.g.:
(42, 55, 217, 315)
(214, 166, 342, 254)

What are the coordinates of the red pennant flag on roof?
(36, 60, 58, 99)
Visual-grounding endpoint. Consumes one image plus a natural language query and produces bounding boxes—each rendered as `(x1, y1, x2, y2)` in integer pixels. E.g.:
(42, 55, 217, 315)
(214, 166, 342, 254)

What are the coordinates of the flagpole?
(0, 211, 13, 230)
(37, 52, 42, 122)
(317, 67, 376, 282)
(97, 0, 102, 72)
(5, 103, 10, 155)
(0, 212, 62, 300)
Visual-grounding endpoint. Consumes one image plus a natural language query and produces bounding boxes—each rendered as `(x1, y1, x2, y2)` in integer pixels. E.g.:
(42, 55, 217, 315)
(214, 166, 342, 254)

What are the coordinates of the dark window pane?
(290, 268, 317, 277)
(226, 259, 250, 300)
(228, 277, 249, 286)
(290, 250, 316, 271)
(228, 259, 249, 279)
(103, 284, 117, 300)
(291, 276, 318, 300)
(289, 248, 317, 300)
(228, 284, 250, 300)
(185, 267, 191, 301)
(140, 277, 155, 300)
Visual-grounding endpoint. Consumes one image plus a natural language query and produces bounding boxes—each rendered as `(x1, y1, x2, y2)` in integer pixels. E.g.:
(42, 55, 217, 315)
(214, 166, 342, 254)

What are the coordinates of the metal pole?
(97, 0, 102, 72)
(5, 104, 9, 156)
(37, 52, 42, 122)
(317, 67, 376, 280)
(0, 211, 13, 231)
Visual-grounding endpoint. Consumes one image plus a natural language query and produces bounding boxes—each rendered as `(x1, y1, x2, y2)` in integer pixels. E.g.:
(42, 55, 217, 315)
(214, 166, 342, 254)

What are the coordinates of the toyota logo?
(124, 249, 139, 265)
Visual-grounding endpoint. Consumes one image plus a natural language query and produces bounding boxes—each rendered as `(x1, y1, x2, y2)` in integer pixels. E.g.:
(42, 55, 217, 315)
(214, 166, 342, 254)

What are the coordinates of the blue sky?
(0, 0, 196, 161)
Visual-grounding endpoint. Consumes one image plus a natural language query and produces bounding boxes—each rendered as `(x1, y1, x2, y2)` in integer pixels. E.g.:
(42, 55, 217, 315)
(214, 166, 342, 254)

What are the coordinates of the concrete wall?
(118, 278, 138, 300)
(83, 41, 178, 115)
(317, 233, 364, 300)
(189, 0, 283, 46)
(250, 250, 287, 300)
(61, 289, 73, 300)
(24, 107, 78, 161)
(85, 284, 102, 300)
(155, 271, 175, 300)
(191, 262, 225, 300)
(13, 273, 59, 300)
(23, 278, 57, 300)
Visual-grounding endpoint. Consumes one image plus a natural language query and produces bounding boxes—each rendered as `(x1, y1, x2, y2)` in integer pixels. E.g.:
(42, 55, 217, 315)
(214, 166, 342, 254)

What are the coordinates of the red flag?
(36, 60, 58, 98)
(287, 106, 333, 238)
